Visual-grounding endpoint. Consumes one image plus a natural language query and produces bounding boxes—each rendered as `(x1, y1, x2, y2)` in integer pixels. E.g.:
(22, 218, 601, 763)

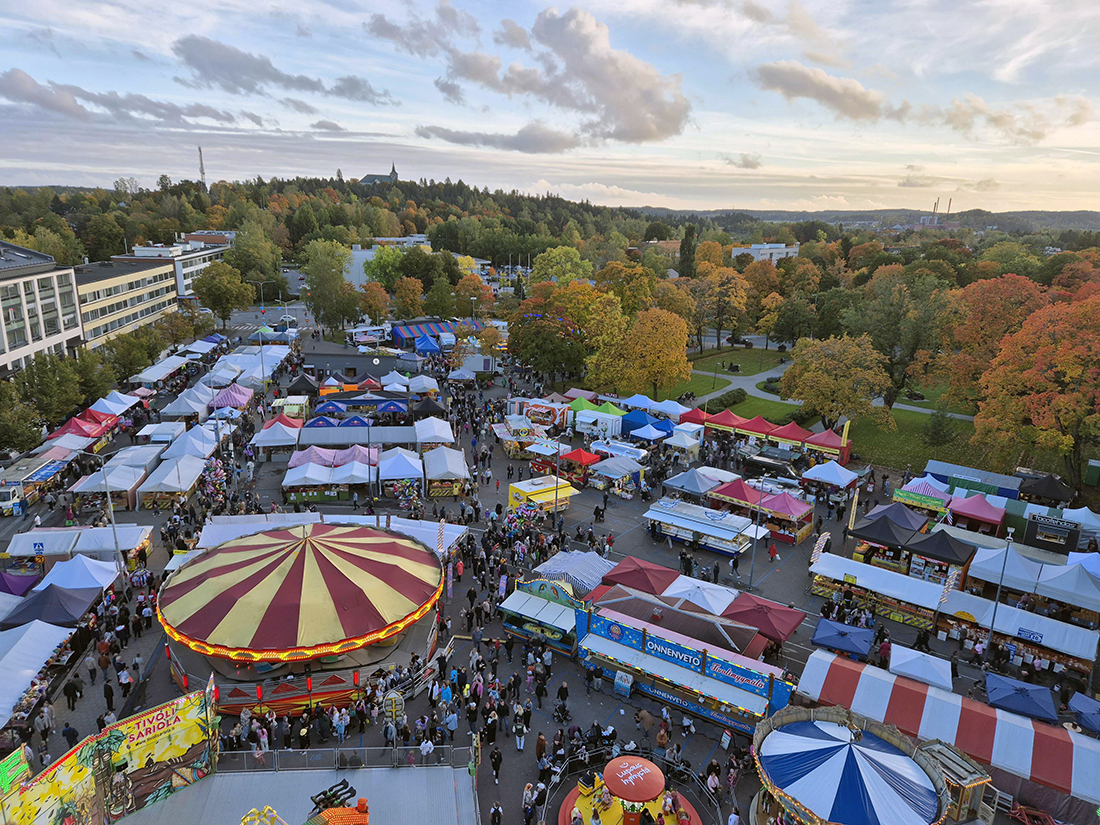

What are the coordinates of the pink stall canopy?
(262, 414, 303, 429)
(333, 445, 380, 466)
(948, 493, 1006, 526)
(762, 491, 813, 521)
(211, 383, 255, 410)
(288, 446, 338, 468)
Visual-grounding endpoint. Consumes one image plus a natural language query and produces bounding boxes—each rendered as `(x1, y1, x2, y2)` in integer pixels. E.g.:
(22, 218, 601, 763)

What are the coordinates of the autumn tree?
(359, 282, 390, 324)
(302, 240, 359, 335)
(455, 273, 493, 318)
(704, 266, 749, 346)
(939, 274, 1048, 408)
(477, 325, 503, 352)
(17, 353, 83, 427)
(780, 258, 821, 297)
(191, 261, 255, 328)
(842, 271, 949, 408)
(779, 335, 892, 429)
(975, 295, 1100, 491)
(756, 292, 784, 346)
(393, 276, 424, 319)
(508, 312, 586, 385)
(770, 297, 818, 344)
(741, 260, 781, 322)
(594, 262, 654, 316)
(654, 281, 697, 334)
(696, 241, 724, 269)
(617, 309, 692, 399)
(529, 247, 592, 288)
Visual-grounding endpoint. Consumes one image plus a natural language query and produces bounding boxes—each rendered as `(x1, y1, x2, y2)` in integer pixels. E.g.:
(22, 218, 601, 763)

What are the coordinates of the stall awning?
(966, 544, 1043, 592)
(801, 460, 858, 489)
(797, 650, 1100, 806)
(34, 555, 118, 592)
(580, 632, 768, 716)
(499, 592, 576, 633)
(903, 530, 977, 566)
(528, 487, 579, 504)
(0, 621, 76, 727)
(948, 493, 1006, 525)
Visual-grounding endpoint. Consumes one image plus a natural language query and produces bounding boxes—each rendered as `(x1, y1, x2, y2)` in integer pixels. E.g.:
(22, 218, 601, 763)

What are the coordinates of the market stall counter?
(499, 579, 580, 654)
(508, 475, 578, 513)
(643, 497, 755, 557)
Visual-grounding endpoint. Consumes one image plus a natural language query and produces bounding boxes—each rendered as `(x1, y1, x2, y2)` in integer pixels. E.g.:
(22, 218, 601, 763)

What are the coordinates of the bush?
(709, 388, 747, 408)
(777, 343, 787, 352)
(781, 407, 818, 427)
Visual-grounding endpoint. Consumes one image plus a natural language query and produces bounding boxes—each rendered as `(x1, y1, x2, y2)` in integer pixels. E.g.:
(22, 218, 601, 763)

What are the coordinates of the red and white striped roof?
(797, 650, 1100, 805)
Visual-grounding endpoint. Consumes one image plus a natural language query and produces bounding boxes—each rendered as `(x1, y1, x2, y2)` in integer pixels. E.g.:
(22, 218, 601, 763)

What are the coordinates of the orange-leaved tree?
(617, 309, 692, 399)
(975, 295, 1100, 491)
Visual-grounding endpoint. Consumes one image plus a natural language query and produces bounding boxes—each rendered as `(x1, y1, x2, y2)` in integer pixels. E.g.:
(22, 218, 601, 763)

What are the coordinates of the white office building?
(745, 243, 800, 263)
(112, 238, 229, 298)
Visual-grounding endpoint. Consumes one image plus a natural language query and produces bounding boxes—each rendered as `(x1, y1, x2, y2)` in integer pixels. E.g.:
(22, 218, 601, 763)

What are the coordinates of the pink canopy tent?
(333, 445, 380, 466)
(803, 428, 852, 464)
(768, 421, 813, 446)
(564, 387, 599, 401)
(735, 415, 778, 437)
(762, 491, 813, 520)
(948, 493, 1006, 532)
(262, 413, 303, 429)
(710, 479, 766, 506)
(288, 446, 338, 468)
(211, 383, 254, 409)
(901, 480, 951, 503)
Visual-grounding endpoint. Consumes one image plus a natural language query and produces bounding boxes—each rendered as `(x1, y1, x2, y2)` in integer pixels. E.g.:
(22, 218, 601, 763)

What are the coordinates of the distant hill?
(639, 207, 1100, 233)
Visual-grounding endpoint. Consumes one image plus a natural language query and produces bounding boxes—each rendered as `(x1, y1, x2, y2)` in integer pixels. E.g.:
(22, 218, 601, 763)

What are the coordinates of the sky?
(2, 0, 1099, 212)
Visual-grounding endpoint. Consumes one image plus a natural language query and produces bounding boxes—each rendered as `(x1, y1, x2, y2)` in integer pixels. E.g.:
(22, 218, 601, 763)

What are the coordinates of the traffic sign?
(32, 542, 44, 552)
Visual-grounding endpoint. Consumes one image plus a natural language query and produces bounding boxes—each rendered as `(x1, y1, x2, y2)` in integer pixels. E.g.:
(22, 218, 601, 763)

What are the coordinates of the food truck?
(644, 497, 758, 557)
(499, 579, 581, 654)
(508, 475, 578, 513)
(0, 457, 69, 516)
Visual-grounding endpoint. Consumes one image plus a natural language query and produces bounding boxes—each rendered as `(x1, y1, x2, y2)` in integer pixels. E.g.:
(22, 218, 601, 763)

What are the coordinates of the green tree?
(100, 333, 153, 385)
(223, 221, 286, 297)
(0, 382, 42, 454)
(365, 246, 404, 292)
(643, 221, 673, 241)
(72, 349, 116, 402)
(191, 261, 256, 328)
(424, 276, 456, 318)
(393, 276, 424, 320)
(508, 312, 586, 385)
(289, 207, 319, 245)
(17, 353, 84, 427)
(529, 247, 592, 288)
(979, 241, 1042, 281)
(679, 224, 696, 279)
(83, 214, 125, 262)
(771, 296, 818, 344)
(618, 309, 692, 399)
(302, 239, 358, 334)
(9, 226, 85, 266)
(922, 403, 958, 447)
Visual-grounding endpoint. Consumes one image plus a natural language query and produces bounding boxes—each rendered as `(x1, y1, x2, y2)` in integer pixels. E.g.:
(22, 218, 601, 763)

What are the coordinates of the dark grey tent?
(1018, 474, 1074, 503)
(663, 468, 722, 498)
(412, 398, 447, 417)
(903, 530, 977, 566)
(286, 373, 320, 395)
(0, 584, 100, 630)
(849, 517, 918, 549)
(864, 502, 929, 532)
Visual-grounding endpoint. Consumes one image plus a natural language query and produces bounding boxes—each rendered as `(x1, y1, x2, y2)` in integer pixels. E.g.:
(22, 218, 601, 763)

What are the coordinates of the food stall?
(708, 481, 812, 544)
(811, 552, 941, 630)
(492, 416, 549, 458)
(644, 497, 755, 557)
(514, 398, 571, 429)
(590, 440, 649, 463)
(272, 394, 310, 418)
(800, 459, 858, 498)
(136, 455, 206, 509)
(377, 447, 424, 498)
(553, 447, 602, 485)
(947, 493, 1006, 537)
(894, 476, 952, 518)
(767, 421, 812, 452)
(850, 516, 921, 573)
(902, 530, 977, 586)
(508, 475, 577, 513)
(589, 456, 645, 499)
(662, 430, 700, 462)
(499, 578, 581, 654)
(423, 446, 470, 497)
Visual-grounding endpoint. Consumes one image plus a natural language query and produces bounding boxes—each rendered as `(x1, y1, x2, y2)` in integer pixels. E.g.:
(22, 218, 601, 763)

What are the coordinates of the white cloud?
(753, 61, 892, 120)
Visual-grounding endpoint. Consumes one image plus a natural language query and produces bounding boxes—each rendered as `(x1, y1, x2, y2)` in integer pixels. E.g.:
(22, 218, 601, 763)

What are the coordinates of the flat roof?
(0, 241, 55, 277)
(75, 259, 175, 285)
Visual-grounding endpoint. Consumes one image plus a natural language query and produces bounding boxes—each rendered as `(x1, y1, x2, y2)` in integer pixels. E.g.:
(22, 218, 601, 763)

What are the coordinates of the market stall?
(414, 416, 455, 450)
(947, 493, 1007, 536)
(767, 421, 812, 451)
(90, 391, 141, 417)
(272, 395, 310, 418)
(661, 467, 725, 500)
(850, 516, 922, 573)
(811, 617, 874, 658)
(138, 421, 186, 444)
(0, 584, 100, 630)
(250, 421, 302, 452)
(137, 455, 206, 509)
(162, 426, 222, 460)
(888, 645, 954, 690)
(721, 593, 806, 642)
(589, 456, 645, 499)
(286, 372, 320, 396)
(620, 409, 660, 437)
(574, 409, 623, 439)
(281, 463, 337, 502)
(553, 447, 601, 486)
(800, 459, 858, 495)
(34, 555, 117, 593)
(534, 551, 615, 597)
(527, 440, 569, 477)
(491, 417, 549, 458)
(629, 423, 667, 443)
(0, 620, 78, 751)
(508, 475, 577, 513)
(161, 384, 216, 421)
(69, 465, 146, 511)
(422, 446, 469, 496)
(644, 497, 754, 557)
(406, 374, 438, 395)
(760, 491, 814, 544)
(499, 579, 580, 654)
(129, 354, 189, 388)
(651, 398, 690, 423)
(811, 553, 942, 630)
(590, 440, 648, 463)
(894, 476, 953, 519)
(903, 530, 977, 585)
(662, 430, 700, 462)
(802, 427, 852, 465)
(600, 557, 681, 595)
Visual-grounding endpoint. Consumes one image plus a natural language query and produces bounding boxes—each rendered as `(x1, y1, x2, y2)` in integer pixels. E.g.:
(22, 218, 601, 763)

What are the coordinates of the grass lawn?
(691, 347, 786, 377)
(848, 408, 976, 474)
(724, 395, 800, 419)
(897, 381, 976, 416)
(655, 372, 732, 401)
(755, 380, 781, 396)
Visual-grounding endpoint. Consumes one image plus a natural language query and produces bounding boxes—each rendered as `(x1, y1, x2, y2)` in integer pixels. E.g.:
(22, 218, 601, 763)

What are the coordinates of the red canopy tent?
(705, 409, 746, 432)
(803, 427, 852, 464)
(600, 557, 680, 595)
(357, 376, 382, 390)
(948, 494, 1006, 535)
(263, 413, 304, 430)
(722, 593, 806, 641)
(560, 448, 601, 466)
(679, 407, 710, 425)
(48, 417, 109, 440)
(710, 478, 766, 506)
(768, 420, 813, 447)
(734, 415, 778, 437)
(80, 408, 119, 427)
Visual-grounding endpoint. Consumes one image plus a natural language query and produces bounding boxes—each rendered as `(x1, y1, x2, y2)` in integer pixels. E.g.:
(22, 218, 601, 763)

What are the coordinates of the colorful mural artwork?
(0, 681, 218, 825)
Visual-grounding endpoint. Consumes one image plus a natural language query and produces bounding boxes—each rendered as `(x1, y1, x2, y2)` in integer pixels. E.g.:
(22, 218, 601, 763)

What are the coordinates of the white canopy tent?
(378, 449, 424, 482)
(663, 431, 699, 454)
(90, 391, 141, 416)
(1064, 507, 1100, 549)
(34, 555, 118, 592)
(631, 424, 668, 442)
(802, 460, 859, 489)
(414, 417, 455, 445)
(618, 394, 655, 411)
(330, 462, 377, 485)
(106, 445, 164, 473)
(888, 645, 954, 690)
(0, 621, 75, 727)
(423, 446, 470, 480)
(183, 340, 218, 355)
(1036, 563, 1100, 613)
(447, 368, 476, 382)
(130, 355, 189, 385)
(381, 370, 409, 386)
(137, 456, 206, 502)
(407, 375, 439, 394)
(281, 464, 334, 487)
(202, 365, 242, 388)
(250, 423, 301, 449)
(7, 525, 151, 560)
(1069, 552, 1100, 578)
(138, 422, 186, 443)
(650, 399, 690, 421)
(70, 466, 147, 507)
(383, 383, 407, 392)
(35, 433, 94, 453)
(162, 427, 220, 459)
(966, 544, 1043, 593)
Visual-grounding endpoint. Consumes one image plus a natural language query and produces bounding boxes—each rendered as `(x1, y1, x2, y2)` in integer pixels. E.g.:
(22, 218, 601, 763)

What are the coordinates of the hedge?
(707, 388, 748, 408)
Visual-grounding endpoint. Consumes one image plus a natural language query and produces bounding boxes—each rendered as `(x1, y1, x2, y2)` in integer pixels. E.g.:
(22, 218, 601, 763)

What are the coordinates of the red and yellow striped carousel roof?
(158, 523, 443, 662)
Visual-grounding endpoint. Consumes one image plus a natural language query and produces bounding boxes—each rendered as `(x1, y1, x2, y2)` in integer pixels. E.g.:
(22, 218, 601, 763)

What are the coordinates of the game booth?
(588, 457, 645, 499)
(499, 578, 581, 655)
(423, 446, 470, 496)
(550, 448, 602, 486)
(709, 481, 814, 544)
(159, 522, 445, 699)
(508, 475, 578, 513)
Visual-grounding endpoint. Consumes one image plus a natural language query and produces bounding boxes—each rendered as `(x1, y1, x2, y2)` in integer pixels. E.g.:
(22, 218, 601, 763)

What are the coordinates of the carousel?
(159, 523, 444, 691)
(752, 706, 950, 825)
(559, 755, 704, 825)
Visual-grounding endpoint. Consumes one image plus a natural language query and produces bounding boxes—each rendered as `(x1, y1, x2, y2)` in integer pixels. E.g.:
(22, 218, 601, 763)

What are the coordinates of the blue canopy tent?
(663, 468, 723, 498)
(758, 720, 940, 825)
(1068, 692, 1100, 733)
(303, 416, 340, 428)
(985, 673, 1058, 723)
(621, 409, 659, 436)
(652, 418, 675, 434)
(339, 415, 372, 427)
(203, 333, 226, 343)
(376, 401, 408, 414)
(415, 335, 441, 354)
(314, 400, 347, 415)
(811, 619, 874, 658)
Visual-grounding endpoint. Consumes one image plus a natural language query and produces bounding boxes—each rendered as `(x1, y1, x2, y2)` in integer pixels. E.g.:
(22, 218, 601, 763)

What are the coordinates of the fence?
(217, 744, 472, 773)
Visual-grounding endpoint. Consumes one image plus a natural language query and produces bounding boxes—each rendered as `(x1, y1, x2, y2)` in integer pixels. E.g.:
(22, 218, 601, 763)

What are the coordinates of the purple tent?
(211, 383, 254, 410)
(0, 571, 38, 597)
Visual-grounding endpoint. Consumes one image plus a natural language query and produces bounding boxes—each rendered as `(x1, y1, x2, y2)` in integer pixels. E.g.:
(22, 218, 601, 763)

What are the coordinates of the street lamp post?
(247, 280, 270, 421)
(982, 528, 1014, 667)
(89, 449, 128, 579)
(746, 495, 764, 591)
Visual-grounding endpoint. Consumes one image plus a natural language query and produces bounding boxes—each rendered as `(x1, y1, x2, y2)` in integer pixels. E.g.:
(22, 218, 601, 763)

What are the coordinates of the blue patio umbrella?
(811, 619, 874, 658)
(315, 400, 348, 415)
(984, 673, 1058, 723)
(1068, 692, 1100, 733)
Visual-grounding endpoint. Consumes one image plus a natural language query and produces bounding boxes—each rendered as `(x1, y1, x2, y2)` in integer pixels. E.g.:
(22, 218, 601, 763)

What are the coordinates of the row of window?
(86, 298, 175, 341)
(79, 270, 174, 304)
(80, 285, 173, 324)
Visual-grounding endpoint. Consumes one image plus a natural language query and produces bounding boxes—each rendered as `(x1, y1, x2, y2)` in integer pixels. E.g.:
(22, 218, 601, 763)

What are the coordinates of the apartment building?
(0, 242, 83, 377)
(76, 259, 178, 348)
(112, 237, 229, 298)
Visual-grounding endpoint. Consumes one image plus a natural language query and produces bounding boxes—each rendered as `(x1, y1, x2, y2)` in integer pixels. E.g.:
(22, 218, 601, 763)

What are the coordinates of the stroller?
(553, 701, 572, 723)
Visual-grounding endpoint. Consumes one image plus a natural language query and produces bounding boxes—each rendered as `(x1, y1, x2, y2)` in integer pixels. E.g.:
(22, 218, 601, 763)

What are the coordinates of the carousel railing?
(217, 743, 470, 772)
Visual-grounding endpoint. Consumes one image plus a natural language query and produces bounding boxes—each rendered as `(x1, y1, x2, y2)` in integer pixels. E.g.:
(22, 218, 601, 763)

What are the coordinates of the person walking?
(103, 681, 115, 713)
(768, 543, 780, 563)
(513, 717, 527, 751)
(62, 678, 80, 711)
(84, 653, 97, 685)
(353, 492, 360, 511)
(61, 722, 80, 749)
(490, 745, 503, 783)
(729, 554, 741, 581)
